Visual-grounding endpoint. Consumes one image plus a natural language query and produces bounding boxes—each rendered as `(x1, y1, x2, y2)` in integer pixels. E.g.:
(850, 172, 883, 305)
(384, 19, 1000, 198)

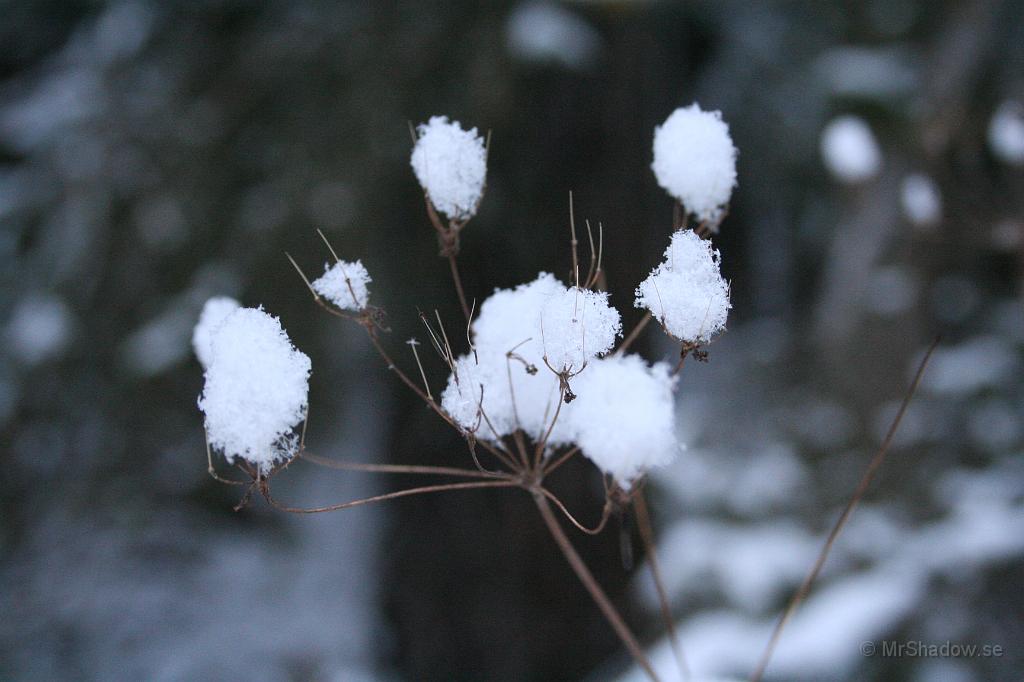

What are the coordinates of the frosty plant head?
(635, 228, 731, 347)
(651, 103, 738, 230)
(411, 115, 488, 223)
(192, 107, 816, 682)
(197, 306, 311, 473)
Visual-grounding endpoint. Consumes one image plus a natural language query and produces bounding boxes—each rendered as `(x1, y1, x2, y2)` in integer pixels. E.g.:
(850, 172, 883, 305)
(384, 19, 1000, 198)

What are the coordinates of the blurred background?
(1, 1, 1022, 680)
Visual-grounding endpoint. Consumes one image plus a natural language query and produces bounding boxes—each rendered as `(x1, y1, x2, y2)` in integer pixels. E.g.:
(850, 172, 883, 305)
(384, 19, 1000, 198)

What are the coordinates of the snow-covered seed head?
(820, 115, 881, 183)
(635, 229, 731, 344)
(651, 103, 738, 224)
(192, 296, 241, 369)
(312, 259, 371, 311)
(567, 354, 679, 486)
(411, 115, 488, 221)
(539, 286, 622, 375)
(198, 307, 311, 473)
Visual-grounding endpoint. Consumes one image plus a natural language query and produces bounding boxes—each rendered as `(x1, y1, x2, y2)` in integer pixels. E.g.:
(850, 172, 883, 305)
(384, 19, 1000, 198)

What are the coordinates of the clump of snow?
(568, 354, 678, 485)
(506, 2, 601, 70)
(312, 260, 371, 311)
(899, 173, 942, 227)
(651, 104, 738, 222)
(410, 116, 487, 220)
(198, 307, 311, 472)
(539, 286, 621, 373)
(6, 294, 74, 365)
(820, 115, 881, 183)
(635, 229, 731, 343)
(440, 274, 560, 441)
(988, 100, 1024, 166)
(192, 296, 240, 369)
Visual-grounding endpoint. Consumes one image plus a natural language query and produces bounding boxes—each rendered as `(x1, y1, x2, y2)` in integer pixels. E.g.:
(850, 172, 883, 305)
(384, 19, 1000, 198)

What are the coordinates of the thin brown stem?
(749, 337, 940, 682)
(533, 492, 660, 682)
(298, 451, 511, 480)
(264, 479, 518, 514)
(539, 486, 612, 535)
(635, 489, 689, 681)
(448, 252, 472, 323)
(543, 445, 580, 476)
(616, 312, 653, 357)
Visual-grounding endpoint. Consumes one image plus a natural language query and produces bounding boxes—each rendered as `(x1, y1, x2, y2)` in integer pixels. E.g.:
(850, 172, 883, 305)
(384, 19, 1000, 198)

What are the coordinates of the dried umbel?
(194, 107, 931, 682)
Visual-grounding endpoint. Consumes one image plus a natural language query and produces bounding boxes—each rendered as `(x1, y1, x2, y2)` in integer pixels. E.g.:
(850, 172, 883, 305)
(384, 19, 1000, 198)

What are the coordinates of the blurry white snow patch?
(121, 304, 196, 377)
(863, 265, 918, 316)
(506, 2, 601, 70)
(988, 100, 1024, 166)
(569, 354, 678, 485)
(725, 443, 809, 515)
(410, 116, 487, 220)
(815, 46, 918, 99)
(191, 296, 241, 369)
(652, 104, 738, 222)
(967, 399, 1022, 452)
(312, 259, 371, 311)
(635, 229, 731, 343)
(900, 173, 942, 228)
(918, 336, 1019, 396)
(93, 1, 156, 64)
(6, 294, 74, 365)
(198, 307, 311, 472)
(820, 115, 881, 183)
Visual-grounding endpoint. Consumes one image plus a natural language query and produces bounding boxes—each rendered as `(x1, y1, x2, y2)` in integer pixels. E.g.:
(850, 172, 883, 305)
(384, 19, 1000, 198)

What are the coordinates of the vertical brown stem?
(448, 252, 472, 323)
(635, 489, 689, 680)
(533, 492, 661, 682)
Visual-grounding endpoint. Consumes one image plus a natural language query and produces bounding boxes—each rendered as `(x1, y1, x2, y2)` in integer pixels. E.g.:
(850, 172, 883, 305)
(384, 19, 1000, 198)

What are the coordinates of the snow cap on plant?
(312, 259, 371, 311)
(539, 285, 622, 373)
(411, 115, 488, 220)
(651, 103, 738, 223)
(635, 229, 731, 344)
(567, 354, 679, 486)
(192, 296, 240, 369)
(198, 306, 311, 472)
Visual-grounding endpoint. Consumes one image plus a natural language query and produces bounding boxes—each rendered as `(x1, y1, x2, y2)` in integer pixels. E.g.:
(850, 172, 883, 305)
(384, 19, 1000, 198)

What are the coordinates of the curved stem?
(749, 337, 939, 682)
(539, 486, 612, 535)
(263, 480, 518, 514)
(532, 492, 660, 682)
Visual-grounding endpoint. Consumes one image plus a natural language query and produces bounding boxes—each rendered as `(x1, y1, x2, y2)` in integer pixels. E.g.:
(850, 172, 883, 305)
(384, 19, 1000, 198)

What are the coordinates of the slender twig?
(533, 492, 660, 682)
(448, 251, 472, 322)
(205, 432, 248, 486)
(263, 479, 518, 514)
(539, 486, 612, 535)
(616, 312, 653, 357)
(634, 488, 689, 681)
(543, 445, 580, 476)
(298, 451, 511, 480)
(749, 337, 940, 682)
(569, 191, 580, 288)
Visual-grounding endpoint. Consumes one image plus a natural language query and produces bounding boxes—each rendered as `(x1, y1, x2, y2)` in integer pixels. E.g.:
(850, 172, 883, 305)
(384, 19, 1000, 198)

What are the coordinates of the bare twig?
(634, 488, 689, 681)
(298, 451, 510, 480)
(539, 486, 613, 535)
(749, 337, 940, 682)
(616, 312, 653, 357)
(263, 479, 518, 514)
(533, 491, 660, 682)
(543, 445, 580, 476)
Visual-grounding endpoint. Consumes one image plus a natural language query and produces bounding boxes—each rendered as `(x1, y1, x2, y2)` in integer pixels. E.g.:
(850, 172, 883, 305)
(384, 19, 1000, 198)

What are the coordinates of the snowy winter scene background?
(2, 2, 1023, 681)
